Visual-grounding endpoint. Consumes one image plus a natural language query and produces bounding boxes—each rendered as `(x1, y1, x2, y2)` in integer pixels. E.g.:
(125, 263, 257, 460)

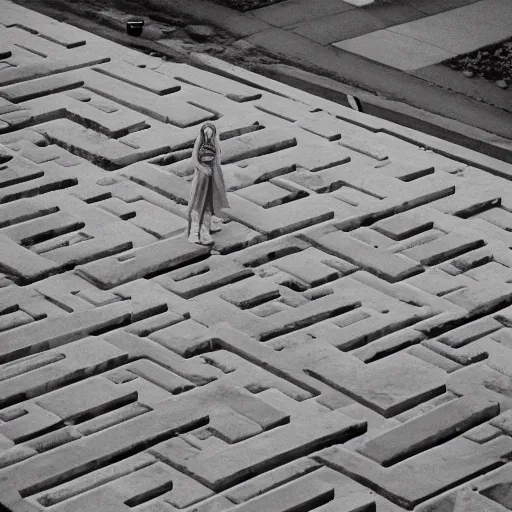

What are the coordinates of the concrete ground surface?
(2, 2, 512, 512)
(257, 0, 512, 71)
(136, 0, 512, 144)
(8, 0, 512, 153)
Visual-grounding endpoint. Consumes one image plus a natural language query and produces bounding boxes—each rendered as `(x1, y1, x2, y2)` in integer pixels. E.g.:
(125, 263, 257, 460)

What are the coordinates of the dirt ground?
(446, 39, 512, 88)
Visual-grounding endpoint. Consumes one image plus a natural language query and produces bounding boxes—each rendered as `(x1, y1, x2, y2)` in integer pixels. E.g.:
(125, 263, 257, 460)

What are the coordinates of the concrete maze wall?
(2, 2, 512, 511)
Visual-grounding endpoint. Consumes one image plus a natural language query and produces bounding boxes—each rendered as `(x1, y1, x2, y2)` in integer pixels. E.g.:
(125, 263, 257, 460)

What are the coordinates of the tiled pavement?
(1, 1, 512, 511)
(253, 0, 512, 71)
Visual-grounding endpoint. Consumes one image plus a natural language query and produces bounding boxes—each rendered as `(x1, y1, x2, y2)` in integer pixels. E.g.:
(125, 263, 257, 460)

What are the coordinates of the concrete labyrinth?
(1, 1, 512, 511)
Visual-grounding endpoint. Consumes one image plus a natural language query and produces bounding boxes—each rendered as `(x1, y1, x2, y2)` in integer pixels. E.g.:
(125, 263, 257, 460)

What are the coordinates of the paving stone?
(193, 281, 360, 341)
(208, 221, 266, 255)
(463, 423, 503, 444)
(473, 462, 512, 509)
(93, 61, 181, 95)
(373, 211, 434, 241)
(185, 409, 365, 491)
(316, 436, 512, 509)
(159, 62, 263, 102)
(0, 403, 62, 443)
(121, 162, 191, 205)
(117, 360, 195, 400)
(84, 69, 215, 128)
(23, 425, 83, 453)
(43, 233, 134, 267)
(0, 211, 84, 245)
(449, 246, 494, 272)
(388, 0, 512, 55)
(0, 198, 58, 229)
(76, 237, 210, 289)
(149, 319, 213, 357)
(231, 235, 310, 267)
(35, 376, 137, 422)
(350, 227, 397, 250)
(444, 283, 512, 317)
(227, 477, 334, 511)
(154, 256, 253, 299)
(46, 462, 176, 512)
(477, 207, 512, 232)
(222, 129, 298, 165)
(338, 135, 388, 160)
(105, 330, 221, 387)
(406, 269, 467, 296)
(0, 445, 37, 470)
(0, 301, 132, 363)
(225, 193, 338, 238)
(351, 328, 426, 363)
(0, 389, 208, 496)
(28, 453, 155, 506)
(0, 52, 109, 87)
(0, 234, 59, 283)
(406, 344, 463, 373)
(307, 351, 447, 417)
(123, 310, 184, 337)
(328, 306, 432, 351)
(437, 317, 503, 348)
(430, 183, 501, 218)
(0, 336, 128, 408)
(74, 288, 121, 307)
(402, 232, 485, 266)
(128, 201, 188, 239)
(34, 119, 143, 170)
(251, 0, 355, 27)
(272, 247, 344, 286)
(225, 457, 322, 503)
(0, 309, 33, 332)
(304, 228, 423, 283)
(220, 276, 281, 309)
(416, 485, 510, 512)
(465, 261, 512, 284)
(97, 197, 136, 220)
(333, 29, 456, 71)
(252, 94, 315, 122)
(357, 395, 499, 466)
(234, 182, 296, 208)
(76, 402, 150, 436)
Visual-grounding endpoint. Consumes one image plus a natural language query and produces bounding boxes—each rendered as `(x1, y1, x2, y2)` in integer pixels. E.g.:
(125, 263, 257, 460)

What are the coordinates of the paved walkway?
(332, 0, 512, 70)
(252, 0, 512, 71)
(2, 1, 512, 512)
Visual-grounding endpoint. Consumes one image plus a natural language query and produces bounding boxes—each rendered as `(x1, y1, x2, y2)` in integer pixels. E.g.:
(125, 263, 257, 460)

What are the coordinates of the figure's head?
(201, 123, 216, 143)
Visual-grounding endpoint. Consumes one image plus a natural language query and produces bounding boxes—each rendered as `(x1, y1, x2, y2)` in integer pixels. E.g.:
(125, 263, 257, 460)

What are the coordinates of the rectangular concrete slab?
(357, 395, 499, 465)
(76, 237, 210, 289)
(186, 411, 366, 490)
(317, 436, 512, 509)
(36, 376, 138, 422)
(251, 0, 355, 28)
(388, 0, 512, 54)
(332, 29, 456, 71)
(307, 352, 447, 417)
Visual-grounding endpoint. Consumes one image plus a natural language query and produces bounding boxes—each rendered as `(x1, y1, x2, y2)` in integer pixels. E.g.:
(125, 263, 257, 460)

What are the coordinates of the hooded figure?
(187, 122, 229, 245)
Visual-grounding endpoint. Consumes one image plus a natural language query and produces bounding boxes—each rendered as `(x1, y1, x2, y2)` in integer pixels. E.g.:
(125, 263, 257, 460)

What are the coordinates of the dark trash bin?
(126, 20, 144, 37)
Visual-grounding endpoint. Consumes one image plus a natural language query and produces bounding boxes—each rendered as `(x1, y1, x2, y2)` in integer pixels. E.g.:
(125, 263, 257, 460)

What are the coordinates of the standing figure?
(187, 122, 229, 245)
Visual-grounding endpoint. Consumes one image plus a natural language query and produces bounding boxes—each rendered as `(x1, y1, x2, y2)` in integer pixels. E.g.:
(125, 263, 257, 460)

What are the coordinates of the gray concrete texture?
(0, 1, 512, 512)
